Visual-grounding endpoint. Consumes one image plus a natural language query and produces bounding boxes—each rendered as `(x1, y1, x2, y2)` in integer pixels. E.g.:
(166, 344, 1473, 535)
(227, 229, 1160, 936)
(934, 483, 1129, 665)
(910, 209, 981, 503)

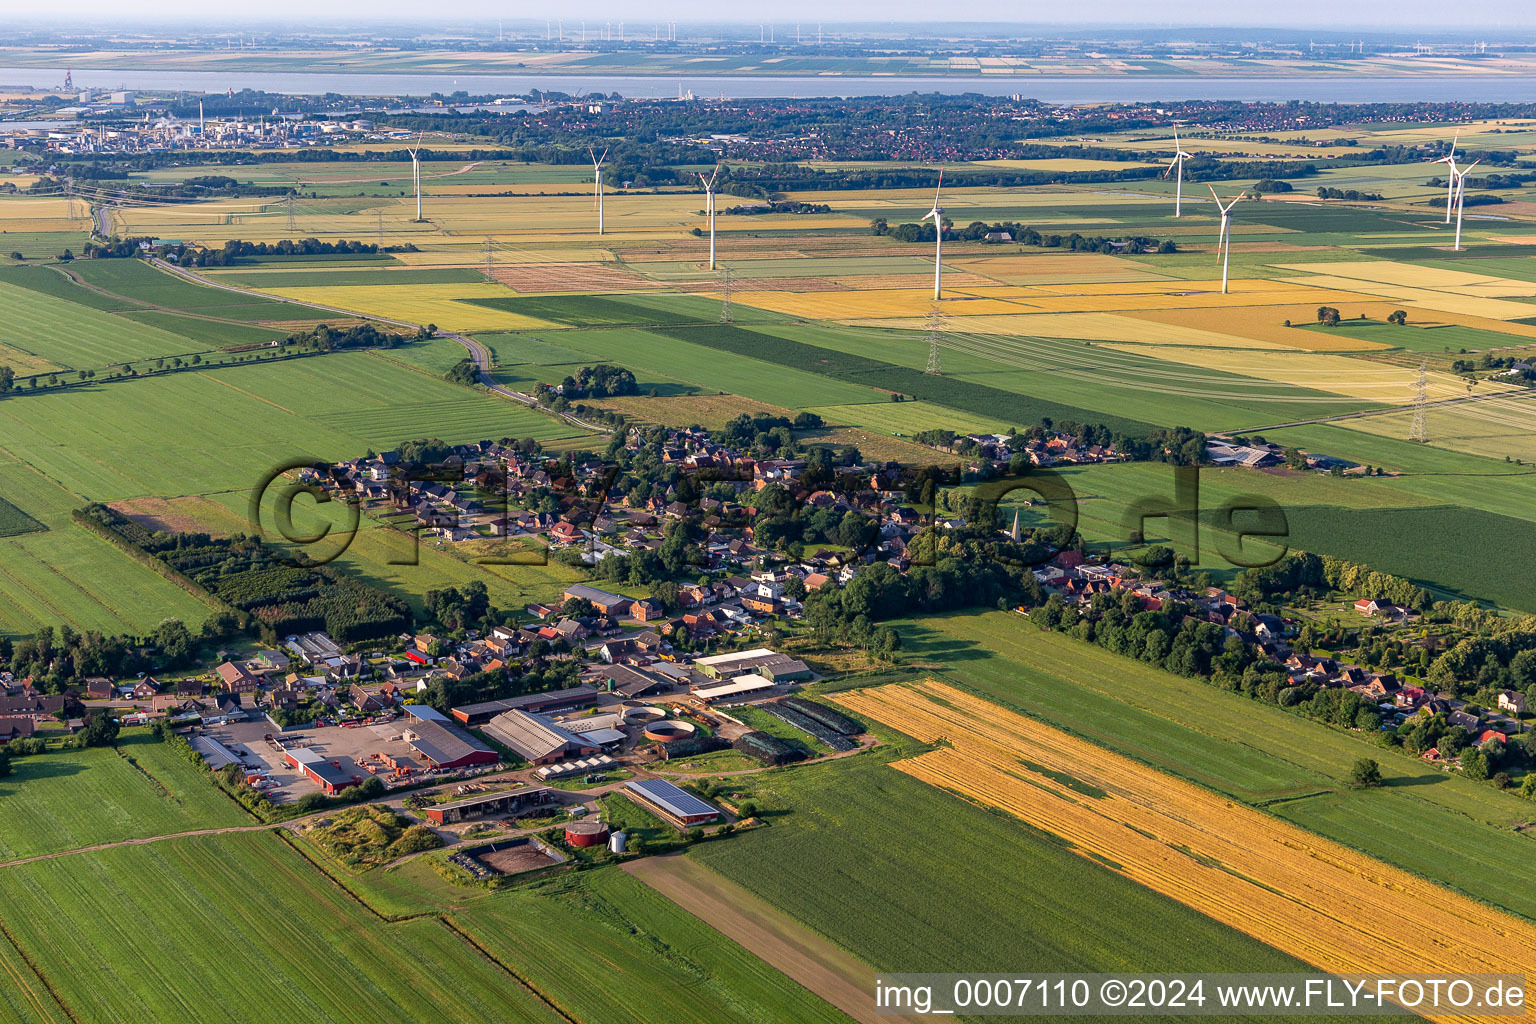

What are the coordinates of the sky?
(13, 3, 1536, 29)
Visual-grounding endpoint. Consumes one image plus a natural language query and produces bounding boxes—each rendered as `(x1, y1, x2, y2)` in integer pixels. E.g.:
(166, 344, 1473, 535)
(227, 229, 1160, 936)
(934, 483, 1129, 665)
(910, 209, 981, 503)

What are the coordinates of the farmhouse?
(693, 648, 811, 682)
(1499, 690, 1530, 715)
(0, 694, 72, 720)
(624, 778, 721, 828)
(215, 662, 259, 693)
(481, 710, 602, 764)
(422, 786, 554, 824)
(450, 685, 600, 725)
(0, 717, 36, 743)
(1354, 598, 1394, 617)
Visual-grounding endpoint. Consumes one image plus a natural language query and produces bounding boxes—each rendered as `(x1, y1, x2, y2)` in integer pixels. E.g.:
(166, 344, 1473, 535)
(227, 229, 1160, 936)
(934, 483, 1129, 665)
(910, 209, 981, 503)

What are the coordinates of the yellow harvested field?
(825, 272, 995, 291)
(1098, 342, 1523, 405)
(260, 283, 557, 331)
(736, 280, 1378, 320)
(841, 311, 1294, 350)
(835, 679, 1536, 1021)
(1121, 304, 1536, 350)
(0, 341, 62, 375)
(1273, 259, 1536, 296)
(949, 252, 1171, 285)
(1279, 275, 1536, 321)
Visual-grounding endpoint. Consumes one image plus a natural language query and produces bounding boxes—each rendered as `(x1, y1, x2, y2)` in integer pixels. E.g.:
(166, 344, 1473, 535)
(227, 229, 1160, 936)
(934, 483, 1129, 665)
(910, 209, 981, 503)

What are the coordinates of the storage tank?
(608, 831, 627, 854)
(565, 819, 611, 848)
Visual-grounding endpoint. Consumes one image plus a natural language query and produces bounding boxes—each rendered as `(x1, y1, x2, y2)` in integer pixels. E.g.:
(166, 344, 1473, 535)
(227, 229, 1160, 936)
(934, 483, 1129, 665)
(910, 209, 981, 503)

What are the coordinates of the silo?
(608, 831, 627, 854)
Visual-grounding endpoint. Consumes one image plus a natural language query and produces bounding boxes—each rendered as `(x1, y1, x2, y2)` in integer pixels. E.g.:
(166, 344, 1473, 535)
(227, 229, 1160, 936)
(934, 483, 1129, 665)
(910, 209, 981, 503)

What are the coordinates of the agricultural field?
(0, 733, 249, 861)
(690, 743, 1319, 984)
(895, 613, 1536, 917)
(836, 680, 1536, 984)
(0, 831, 571, 1024)
(450, 868, 856, 1024)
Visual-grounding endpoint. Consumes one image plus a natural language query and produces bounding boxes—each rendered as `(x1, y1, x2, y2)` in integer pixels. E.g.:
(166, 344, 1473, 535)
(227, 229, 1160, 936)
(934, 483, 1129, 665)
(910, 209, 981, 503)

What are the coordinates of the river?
(6, 66, 1536, 103)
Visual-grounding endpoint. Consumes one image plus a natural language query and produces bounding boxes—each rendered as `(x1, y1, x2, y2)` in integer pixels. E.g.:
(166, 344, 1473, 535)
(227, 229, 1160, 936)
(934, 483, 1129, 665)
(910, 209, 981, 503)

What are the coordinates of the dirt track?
(623, 853, 923, 1024)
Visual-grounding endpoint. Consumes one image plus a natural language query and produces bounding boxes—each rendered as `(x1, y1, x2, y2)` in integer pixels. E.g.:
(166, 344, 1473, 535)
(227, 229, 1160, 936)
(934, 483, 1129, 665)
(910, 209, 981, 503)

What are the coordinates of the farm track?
(147, 259, 613, 435)
(623, 853, 921, 1024)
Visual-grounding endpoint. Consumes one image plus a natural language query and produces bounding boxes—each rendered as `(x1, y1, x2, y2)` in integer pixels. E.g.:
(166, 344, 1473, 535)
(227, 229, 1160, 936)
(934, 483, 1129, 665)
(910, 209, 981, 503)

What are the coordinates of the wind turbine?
(405, 130, 424, 222)
(589, 146, 609, 234)
(1208, 186, 1247, 295)
(1164, 125, 1193, 217)
(921, 170, 946, 300)
(1434, 131, 1460, 225)
(698, 163, 721, 269)
(1452, 158, 1480, 251)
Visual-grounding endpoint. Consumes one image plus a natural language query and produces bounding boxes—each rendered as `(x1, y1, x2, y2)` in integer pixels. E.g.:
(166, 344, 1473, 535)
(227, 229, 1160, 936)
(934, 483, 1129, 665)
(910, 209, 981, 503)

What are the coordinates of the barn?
(624, 778, 721, 828)
(422, 786, 554, 824)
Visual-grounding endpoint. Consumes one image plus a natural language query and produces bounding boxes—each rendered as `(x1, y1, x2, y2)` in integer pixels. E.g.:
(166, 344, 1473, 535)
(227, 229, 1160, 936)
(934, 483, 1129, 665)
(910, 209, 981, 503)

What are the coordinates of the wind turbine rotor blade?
(933, 168, 944, 207)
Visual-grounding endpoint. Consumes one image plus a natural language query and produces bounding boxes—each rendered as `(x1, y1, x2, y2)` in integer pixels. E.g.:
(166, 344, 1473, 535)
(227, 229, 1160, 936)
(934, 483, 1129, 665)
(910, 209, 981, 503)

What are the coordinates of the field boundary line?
(0, 918, 77, 1024)
(438, 917, 582, 1024)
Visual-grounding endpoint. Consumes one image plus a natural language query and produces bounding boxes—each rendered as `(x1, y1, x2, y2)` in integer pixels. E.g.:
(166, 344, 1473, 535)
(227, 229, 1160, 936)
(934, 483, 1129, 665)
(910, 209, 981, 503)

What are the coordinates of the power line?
(484, 236, 496, 283)
(1409, 360, 1429, 443)
(925, 305, 943, 376)
(286, 194, 296, 233)
(719, 267, 733, 324)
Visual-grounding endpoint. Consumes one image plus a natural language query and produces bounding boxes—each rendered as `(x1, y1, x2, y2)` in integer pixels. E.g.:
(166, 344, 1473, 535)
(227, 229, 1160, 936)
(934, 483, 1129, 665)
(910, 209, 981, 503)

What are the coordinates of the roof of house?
(693, 674, 779, 702)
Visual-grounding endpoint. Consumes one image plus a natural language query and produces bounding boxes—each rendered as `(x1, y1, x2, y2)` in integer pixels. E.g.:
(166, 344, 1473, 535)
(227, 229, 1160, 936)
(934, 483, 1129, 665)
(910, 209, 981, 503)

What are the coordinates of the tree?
(1387, 309, 1408, 325)
(0, 747, 9, 778)
(0, 365, 13, 394)
(1349, 757, 1382, 788)
(1461, 748, 1489, 782)
(1316, 306, 1341, 327)
(76, 712, 121, 748)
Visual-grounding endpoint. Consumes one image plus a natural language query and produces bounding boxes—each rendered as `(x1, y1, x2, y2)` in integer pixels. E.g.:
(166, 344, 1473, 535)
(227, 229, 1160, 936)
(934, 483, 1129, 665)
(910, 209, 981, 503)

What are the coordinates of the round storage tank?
(643, 720, 697, 743)
(608, 831, 627, 854)
(566, 820, 611, 848)
(623, 705, 668, 726)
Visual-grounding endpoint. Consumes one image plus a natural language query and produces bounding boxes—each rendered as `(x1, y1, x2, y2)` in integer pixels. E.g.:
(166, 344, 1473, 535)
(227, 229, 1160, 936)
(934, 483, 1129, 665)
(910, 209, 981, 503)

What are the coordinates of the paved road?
(148, 259, 611, 435)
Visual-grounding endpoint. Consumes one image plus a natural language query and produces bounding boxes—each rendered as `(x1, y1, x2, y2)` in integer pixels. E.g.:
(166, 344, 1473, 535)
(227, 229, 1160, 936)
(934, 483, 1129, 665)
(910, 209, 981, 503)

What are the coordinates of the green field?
(450, 869, 854, 1024)
(690, 752, 1317, 984)
(69, 259, 314, 317)
(0, 831, 570, 1024)
(0, 350, 590, 500)
(0, 494, 44, 538)
(0, 279, 204, 367)
(0, 460, 216, 638)
(494, 326, 888, 409)
(0, 733, 249, 860)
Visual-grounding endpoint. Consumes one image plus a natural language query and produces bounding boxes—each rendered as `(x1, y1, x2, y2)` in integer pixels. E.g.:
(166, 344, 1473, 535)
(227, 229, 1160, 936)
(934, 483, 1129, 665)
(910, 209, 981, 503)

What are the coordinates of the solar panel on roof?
(626, 778, 718, 818)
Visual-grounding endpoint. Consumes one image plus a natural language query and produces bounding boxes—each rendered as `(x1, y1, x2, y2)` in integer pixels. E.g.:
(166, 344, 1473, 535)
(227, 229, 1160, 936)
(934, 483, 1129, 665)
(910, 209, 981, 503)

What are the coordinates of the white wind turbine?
(698, 163, 721, 269)
(1452, 158, 1480, 251)
(1208, 186, 1247, 295)
(1164, 125, 1194, 217)
(1434, 130, 1461, 225)
(921, 170, 946, 300)
(590, 145, 609, 235)
(405, 130, 424, 222)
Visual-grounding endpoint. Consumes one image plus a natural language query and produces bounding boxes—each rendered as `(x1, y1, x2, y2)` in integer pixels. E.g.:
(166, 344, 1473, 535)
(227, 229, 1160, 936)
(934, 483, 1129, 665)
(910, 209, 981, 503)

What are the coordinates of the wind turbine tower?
(699, 164, 721, 269)
(406, 131, 425, 222)
(1208, 186, 1247, 295)
(1434, 131, 1461, 225)
(1452, 158, 1479, 251)
(590, 146, 609, 234)
(921, 171, 946, 301)
(1164, 126, 1193, 217)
